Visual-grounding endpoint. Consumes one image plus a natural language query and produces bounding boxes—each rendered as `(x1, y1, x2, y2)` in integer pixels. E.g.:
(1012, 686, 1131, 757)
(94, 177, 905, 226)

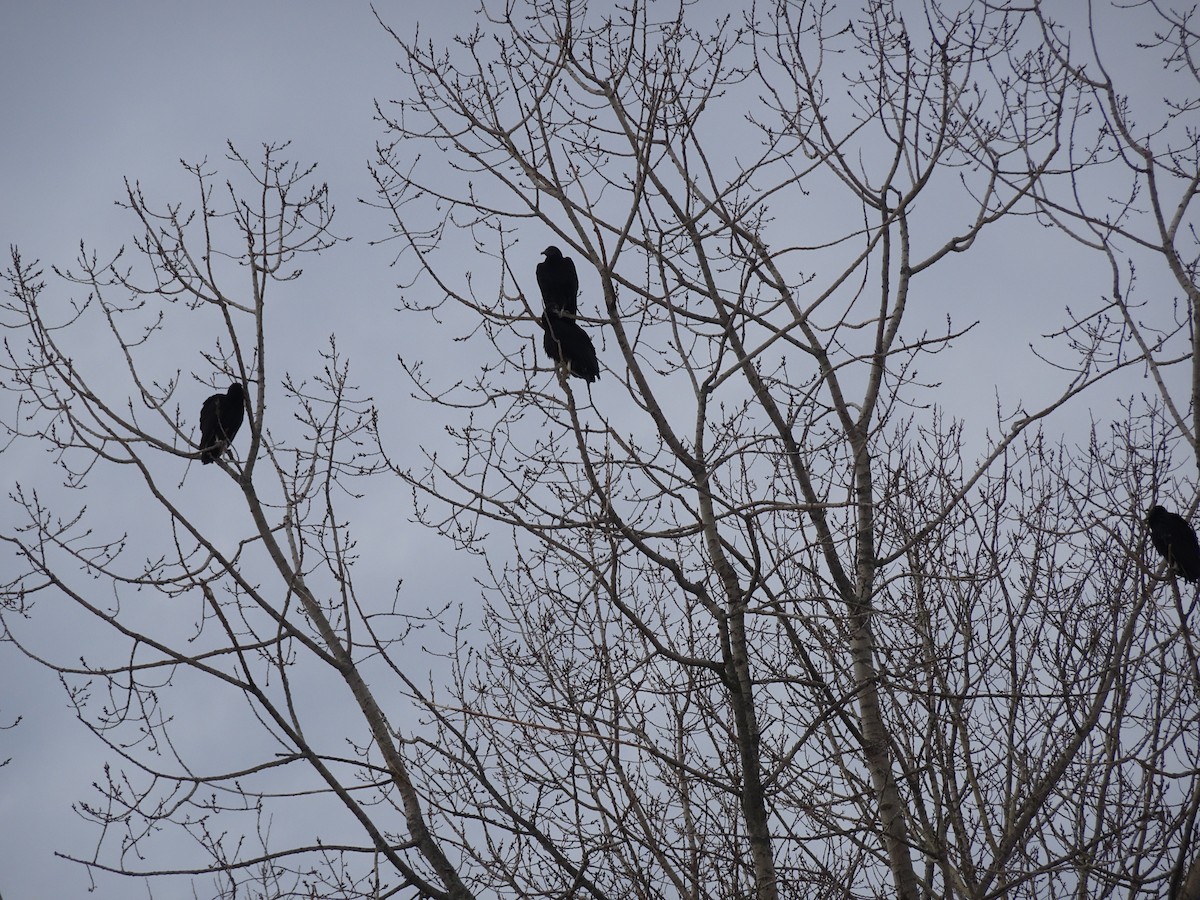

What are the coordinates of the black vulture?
(539, 314, 600, 383)
(536, 246, 579, 319)
(1147, 505, 1200, 583)
(199, 383, 247, 464)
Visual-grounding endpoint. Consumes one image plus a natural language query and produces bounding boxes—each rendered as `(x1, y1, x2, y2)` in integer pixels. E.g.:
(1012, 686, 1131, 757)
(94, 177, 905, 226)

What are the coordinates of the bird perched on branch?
(539, 313, 600, 383)
(536, 245, 579, 319)
(534, 244, 599, 383)
(1147, 505, 1200, 583)
(199, 383, 247, 464)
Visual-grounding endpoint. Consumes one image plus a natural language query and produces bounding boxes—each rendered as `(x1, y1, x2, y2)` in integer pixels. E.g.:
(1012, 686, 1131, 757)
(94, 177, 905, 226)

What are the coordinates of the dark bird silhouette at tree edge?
(199, 383, 247, 464)
(537, 246, 579, 319)
(539, 313, 600, 383)
(1147, 505, 1200, 583)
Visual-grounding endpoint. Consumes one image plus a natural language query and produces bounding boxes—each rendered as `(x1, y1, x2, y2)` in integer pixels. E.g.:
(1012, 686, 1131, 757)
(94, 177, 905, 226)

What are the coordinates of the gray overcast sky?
(0, 2, 1193, 898)
(2, 2, 396, 248)
(0, 5, 461, 897)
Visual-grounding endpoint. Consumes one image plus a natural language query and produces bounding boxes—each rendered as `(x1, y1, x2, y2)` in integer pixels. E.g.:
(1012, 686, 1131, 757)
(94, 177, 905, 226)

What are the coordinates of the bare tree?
(1, 1, 1197, 899)
(1021, 0, 1200, 470)
(370, 0, 1199, 897)
(1021, 4, 1200, 893)
(2, 144, 472, 899)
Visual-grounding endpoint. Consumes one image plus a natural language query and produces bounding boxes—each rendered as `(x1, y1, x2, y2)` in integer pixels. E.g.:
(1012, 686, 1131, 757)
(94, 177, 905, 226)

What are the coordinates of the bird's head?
(227, 383, 247, 401)
(1147, 505, 1166, 524)
(542, 246, 562, 260)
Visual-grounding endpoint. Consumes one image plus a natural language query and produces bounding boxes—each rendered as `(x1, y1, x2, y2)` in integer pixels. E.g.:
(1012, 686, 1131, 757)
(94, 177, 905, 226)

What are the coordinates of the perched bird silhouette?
(1147, 505, 1200, 583)
(199, 383, 247, 464)
(537, 246, 579, 319)
(539, 313, 599, 383)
